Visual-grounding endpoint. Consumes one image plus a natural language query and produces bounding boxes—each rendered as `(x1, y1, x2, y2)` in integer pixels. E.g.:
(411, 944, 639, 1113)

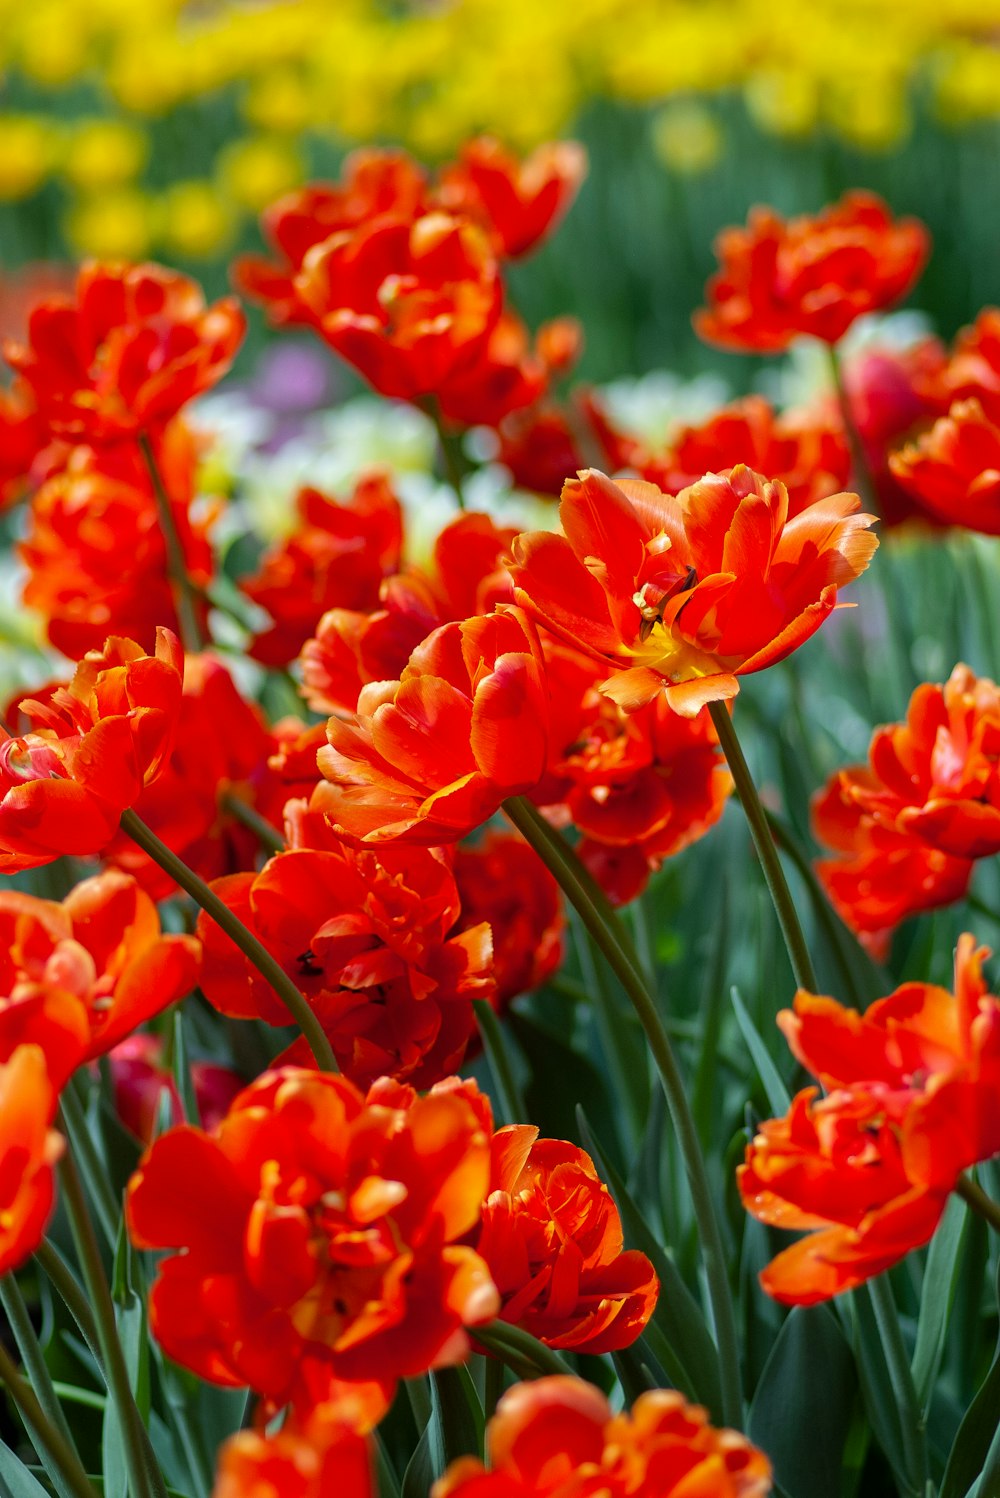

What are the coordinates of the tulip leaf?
(730, 987, 790, 1115)
(748, 1304, 854, 1498)
(940, 1262, 1000, 1498)
(844, 1288, 914, 1494)
(172, 1008, 202, 1126)
(430, 1367, 483, 1467)
(576, 1106, 723, 1420)
(0, 1444, 55, 1498)
(400, 1415, 435, 1498)
(911, 1194, 969, 1413)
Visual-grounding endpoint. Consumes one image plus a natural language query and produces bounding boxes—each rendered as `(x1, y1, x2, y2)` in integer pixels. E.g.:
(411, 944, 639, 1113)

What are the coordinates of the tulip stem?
(708, 702, 818, 994)
(826, 343, 879, 515)
(475, 1319, 574, 1378)
(219, 790, 286, 856)
(865, 1275, 929, 1493)
(57, 1139, 166, 1498)
(119, 808, 338, 1073)
(0, 1339, 98, 1498)
(957, 1173, 1000, 1234)
(0, 1274, 77, 1450)
(502, 794, 744, 1430)
(138, 432, 204, 654)
(427, 402, 469, 510)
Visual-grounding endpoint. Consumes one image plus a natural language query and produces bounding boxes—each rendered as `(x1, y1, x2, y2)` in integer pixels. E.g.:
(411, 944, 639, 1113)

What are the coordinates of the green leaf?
(730, 987, 791, 1115)
(748, 1305, 854, 1498)
(844, 1288, 913, 1492)
(576, 1107, 723, 1420)
(940, 1262, 1000, 1498)
(430, 1367, 483, 1467)
(400, 1416, 435, 1498)
(171, 1009, 202, 1127)
(0, 1442, 55, 1498)
(911, 1194, 969, 1413)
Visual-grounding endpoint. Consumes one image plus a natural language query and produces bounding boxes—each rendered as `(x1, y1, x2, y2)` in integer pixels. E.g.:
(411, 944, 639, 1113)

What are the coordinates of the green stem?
(826, 343, 879, 515)
(56, 1142, 166, 1498)
(220, 790, 286, 856)
(502, 795, 744, 1429)
(708, 702, 818, 993)
(473, 1000, 526, 1126)
(59, 1080, 119, 1249)
(35, 1241, 102, 1366)
(427, 402, 469, 510)
(0, 1340, 97, 1498)
(956, 1173, 1000, 1234)
(0, 1274, 76, 1447)
(119, 808, 337, 1073)
(866, 1275, 929, 1494)
(138, 433, 204, 654)
(474, 1320, 573, 1378)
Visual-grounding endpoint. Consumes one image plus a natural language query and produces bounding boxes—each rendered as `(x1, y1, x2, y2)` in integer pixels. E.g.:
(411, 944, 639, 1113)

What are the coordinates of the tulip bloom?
(939, 307, 1000, 424)
(509, 466, 877, 716)
(295, 212, 501, 403)
(0, 383, 48, 509)
(5, 262, 245, 442)
(315, 608, 549, 843)
(890, 400, 1000, 534)
(0, 1045, 64, 1276)
(0, 871, 200, 1086)
(300, 510, 516, 716)
(818, 665, 1000, 866)
(0, 630, 183, 872)
(242, 474, 404, 667)
(196, 839, 494, 1089)
(214, 1401, 375, 1498)
(234, 150, 431, 326)
(740, 936, 1000, 1301)
(438, 137, 587, 259)
(434, 1377, 772, 1498)
(474, 1126, 658, 1353)
(694, 192, 929, 352)
(453, 834, 564, 1010)
(126, 1069, 499, 1414)
(20, 420, 216, 657)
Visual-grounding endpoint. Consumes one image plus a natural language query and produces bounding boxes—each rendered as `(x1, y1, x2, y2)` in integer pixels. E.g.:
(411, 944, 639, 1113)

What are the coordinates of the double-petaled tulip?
(300, 511, 516, 716)
(234, 149, 431, 327)
(739, 935, 1000, 1301)
(214, 1399, 375, 1498)
(938, 307, 1000, 423)
(241, 474, 404, 667)
(817, 665, 1000, 870)
(0, 1045, 64, 1276)
(890, 399, 1000, 534)
(437, 137, 587, 260)
(436, 312, 580, 431)
(509, 466, 877, 717)
(0, 630, 183, 872)
(295, 211, 502, 403)
(0, 871, 200, 1086)
(0, 383, 48, 510)
(195, 835, 494, 1089)
(20, 420, 216, 658)
(315, 608, 549, 843)
(694, 192, 929, 352)
(126, 1069, 499, 1414)
(4, 262, 245, 442)
(473, 1126, 658, 1353)
(453, 834, 564, 1010)
(434, 1377, 772, 1498)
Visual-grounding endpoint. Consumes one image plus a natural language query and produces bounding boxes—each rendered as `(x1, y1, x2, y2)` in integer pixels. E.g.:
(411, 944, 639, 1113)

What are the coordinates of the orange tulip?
(0, 870, 200, 1086)
(694, 192, 928, 353)
(434, 1376, 772, 1498)
(890, 399, 1000, 534)
(20, 420, 216, 658)
(4, 262, 244, 442)
(435, 312, 579, 430)
(473, 1126, 658, 1353)
(453, 833, 564, 1011)
(214, 1400, 375, 1498)
(938, 307, 1000, 425)
(294, 212, 501, 403)
(242, 474, 404, 667)
(0, 1045, 64, 1276)
(509, 466, 877, 716)
(0, 383, 48, 510)
(0, 630, 183, 872)
(438, 137, 587, 260)
(196, 837, 494, 1089)
(314, 608, 549, 843)
(126, 1069, 499, 1414)
(234, 150, 431, 327)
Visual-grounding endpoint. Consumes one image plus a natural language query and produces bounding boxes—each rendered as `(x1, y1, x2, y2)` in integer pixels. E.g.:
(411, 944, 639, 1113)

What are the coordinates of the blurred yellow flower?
(0, 116, 57, 200)
(61, 119, 149, 191)
(159, 180, 236, 259)
(651, 101, 723, 175)
(217, 136, 305, 211)
(64, 187, 156, 259)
